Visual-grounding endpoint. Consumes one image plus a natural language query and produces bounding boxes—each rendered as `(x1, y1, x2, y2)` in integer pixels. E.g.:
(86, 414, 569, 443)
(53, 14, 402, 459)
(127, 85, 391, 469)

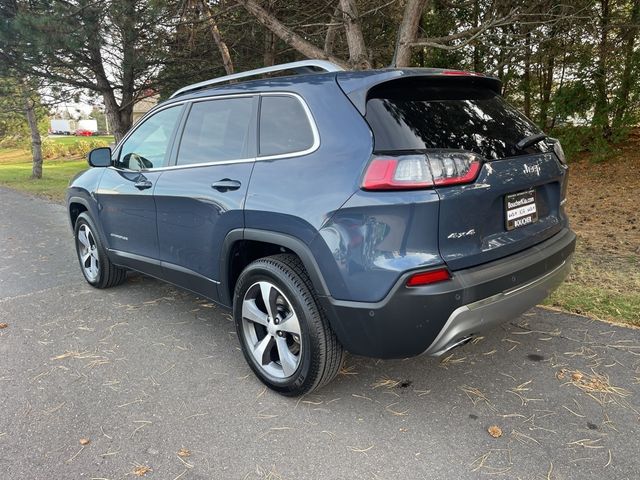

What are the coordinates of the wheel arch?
(67, 195, 111, 251)
(219, 229, 331, 307)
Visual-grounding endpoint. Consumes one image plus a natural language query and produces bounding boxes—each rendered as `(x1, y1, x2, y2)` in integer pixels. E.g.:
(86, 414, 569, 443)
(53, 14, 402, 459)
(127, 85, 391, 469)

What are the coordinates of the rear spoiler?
(335, 68, 502, 116)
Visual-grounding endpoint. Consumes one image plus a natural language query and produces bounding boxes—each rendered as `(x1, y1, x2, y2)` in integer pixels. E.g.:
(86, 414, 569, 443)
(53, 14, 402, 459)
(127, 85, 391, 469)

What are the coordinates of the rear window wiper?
(516, 133, 547, 150)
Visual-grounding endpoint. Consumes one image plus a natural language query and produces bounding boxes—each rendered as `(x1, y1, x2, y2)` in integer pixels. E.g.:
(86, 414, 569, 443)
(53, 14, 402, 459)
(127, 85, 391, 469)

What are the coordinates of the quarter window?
(117, 105, 182, 170)
(259, 96, 314, 156)
(177, 97, 254, 165)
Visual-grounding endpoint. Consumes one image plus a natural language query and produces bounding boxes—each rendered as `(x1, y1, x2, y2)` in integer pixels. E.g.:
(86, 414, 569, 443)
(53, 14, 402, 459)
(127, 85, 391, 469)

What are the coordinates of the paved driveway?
(1, 187, 639, 480)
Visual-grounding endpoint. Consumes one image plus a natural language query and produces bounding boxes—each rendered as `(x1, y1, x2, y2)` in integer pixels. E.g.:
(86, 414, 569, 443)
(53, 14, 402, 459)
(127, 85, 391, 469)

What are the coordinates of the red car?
(75, 129, 93, 136)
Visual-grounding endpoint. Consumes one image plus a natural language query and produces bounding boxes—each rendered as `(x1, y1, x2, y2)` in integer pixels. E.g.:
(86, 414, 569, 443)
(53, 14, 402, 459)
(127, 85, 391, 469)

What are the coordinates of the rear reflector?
(362, 152, 482, 191)
(406, 268, 451, 287)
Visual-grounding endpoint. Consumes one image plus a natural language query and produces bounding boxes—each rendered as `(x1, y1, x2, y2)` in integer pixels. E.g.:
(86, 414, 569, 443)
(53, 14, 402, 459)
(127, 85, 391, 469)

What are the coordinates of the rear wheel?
(233, 254, 344, 396)
(74, 212, 127, 288)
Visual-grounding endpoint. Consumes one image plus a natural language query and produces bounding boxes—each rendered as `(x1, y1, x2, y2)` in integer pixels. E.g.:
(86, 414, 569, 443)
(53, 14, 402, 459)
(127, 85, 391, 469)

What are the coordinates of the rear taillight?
(362, 152, 482, 191)
(406, 268, 451, 287)
(548, 138, 567, 165)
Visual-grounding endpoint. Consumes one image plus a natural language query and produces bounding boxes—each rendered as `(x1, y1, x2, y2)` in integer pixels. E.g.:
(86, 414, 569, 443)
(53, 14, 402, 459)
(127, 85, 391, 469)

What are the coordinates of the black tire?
(233, 254, 344, 396)
(74, 212, 127, 289)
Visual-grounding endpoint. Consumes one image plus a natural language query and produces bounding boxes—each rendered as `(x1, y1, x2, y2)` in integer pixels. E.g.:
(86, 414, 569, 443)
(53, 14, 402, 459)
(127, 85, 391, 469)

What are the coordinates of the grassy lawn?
(0, 142, 91, 201)
(545, 245, 640, 326)
(0, 156, 87, 202)
(0, 135, 113, 201)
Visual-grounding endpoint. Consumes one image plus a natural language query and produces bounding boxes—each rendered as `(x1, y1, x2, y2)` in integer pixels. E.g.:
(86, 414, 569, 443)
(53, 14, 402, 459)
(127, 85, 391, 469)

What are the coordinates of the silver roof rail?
(169, 60, 344, 98)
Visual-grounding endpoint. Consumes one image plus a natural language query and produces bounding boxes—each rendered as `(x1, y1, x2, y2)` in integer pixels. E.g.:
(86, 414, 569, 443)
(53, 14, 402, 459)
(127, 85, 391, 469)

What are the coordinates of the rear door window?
(177, 96, 254, 165)
(259, 95, 315, 156)
(365, 79, 547, 160)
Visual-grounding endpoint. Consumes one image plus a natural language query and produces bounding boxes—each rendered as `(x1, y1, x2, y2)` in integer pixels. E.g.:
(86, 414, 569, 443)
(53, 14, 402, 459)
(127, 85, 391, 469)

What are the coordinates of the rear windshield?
(365, 79, 547, 160)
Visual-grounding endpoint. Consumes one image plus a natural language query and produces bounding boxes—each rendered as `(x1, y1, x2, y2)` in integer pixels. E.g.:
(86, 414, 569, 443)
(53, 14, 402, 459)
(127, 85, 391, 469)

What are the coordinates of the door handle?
(212, 179, 241, 192)
(134, 179, 153, 190)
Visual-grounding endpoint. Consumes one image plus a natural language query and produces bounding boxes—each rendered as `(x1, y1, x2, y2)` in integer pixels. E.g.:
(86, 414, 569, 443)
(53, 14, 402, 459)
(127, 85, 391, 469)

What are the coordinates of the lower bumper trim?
(422, 255, 572, 356)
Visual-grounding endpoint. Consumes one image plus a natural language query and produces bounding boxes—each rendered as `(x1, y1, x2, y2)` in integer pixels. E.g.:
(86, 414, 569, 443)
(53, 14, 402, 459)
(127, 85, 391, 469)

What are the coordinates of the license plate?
(505, 189, 538, 230)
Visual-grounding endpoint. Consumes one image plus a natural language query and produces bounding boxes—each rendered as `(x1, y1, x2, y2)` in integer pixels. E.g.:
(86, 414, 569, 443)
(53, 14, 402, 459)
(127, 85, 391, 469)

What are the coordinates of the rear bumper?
(320, 228, 576, 359)
(423, 257, 571, 355)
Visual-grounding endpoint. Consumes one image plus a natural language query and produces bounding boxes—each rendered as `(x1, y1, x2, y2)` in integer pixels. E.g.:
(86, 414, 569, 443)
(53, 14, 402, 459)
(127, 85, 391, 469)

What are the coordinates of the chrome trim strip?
(109, 92, 320, 173)
(169, 60, 344, 98)
(257, 92, 320, 161)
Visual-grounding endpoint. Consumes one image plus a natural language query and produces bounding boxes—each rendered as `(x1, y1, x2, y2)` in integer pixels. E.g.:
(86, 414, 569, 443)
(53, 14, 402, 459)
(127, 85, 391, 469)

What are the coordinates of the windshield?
(365, 79, 548, 160)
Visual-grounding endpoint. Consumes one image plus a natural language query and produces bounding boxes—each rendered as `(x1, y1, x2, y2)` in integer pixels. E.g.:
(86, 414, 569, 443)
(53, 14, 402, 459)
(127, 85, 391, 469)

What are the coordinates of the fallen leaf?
(79, 438, 90, 445)
(177, 448, 191, 457)
(0, 323, 8, 329)
(133, 465, 152, 477)
(572, 372, 584, 382)
(488, 425, 503, 438)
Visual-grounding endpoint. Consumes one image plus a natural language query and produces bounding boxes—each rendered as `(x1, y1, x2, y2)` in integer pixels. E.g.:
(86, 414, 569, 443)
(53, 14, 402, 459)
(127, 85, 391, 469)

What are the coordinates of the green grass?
(0, 154, 86, 202)
(546, 283, 640, 326)
(544, 248, 640, 327)
(49, 135, 114, 146)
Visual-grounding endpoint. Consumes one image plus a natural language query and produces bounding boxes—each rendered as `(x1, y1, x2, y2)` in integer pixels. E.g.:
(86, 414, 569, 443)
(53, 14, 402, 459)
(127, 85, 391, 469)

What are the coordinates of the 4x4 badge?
(447, 229, 476, 239)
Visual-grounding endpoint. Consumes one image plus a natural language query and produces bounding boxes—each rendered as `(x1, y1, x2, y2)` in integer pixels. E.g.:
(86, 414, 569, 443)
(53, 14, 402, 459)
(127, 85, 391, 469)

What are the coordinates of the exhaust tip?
(439, 335, 474, 355)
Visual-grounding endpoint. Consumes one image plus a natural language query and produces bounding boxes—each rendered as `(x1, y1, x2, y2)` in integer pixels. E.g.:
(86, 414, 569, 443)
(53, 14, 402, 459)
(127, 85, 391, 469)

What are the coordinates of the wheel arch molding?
(219, 228, 331, 307)
(67, 195, 110, 251)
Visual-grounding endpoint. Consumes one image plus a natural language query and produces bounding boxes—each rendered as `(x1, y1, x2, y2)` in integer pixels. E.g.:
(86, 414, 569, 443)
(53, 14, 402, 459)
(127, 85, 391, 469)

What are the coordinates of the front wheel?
(74, 212, 127, 289)
(233, 254, 344, 396)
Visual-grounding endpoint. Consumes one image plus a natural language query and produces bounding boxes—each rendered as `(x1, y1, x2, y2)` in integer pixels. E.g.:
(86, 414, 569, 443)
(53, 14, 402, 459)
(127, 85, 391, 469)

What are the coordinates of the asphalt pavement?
(1, 186, 639, 480)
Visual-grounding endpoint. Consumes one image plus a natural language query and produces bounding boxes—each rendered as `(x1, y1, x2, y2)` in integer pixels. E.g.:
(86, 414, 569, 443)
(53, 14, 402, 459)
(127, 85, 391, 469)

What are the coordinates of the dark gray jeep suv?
(67, 60, 576, 396)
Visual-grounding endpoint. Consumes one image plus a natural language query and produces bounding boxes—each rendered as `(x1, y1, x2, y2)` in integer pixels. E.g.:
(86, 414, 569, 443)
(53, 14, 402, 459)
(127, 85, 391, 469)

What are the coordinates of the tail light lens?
(362, 152, 482, 191)
(548, 138, 567, 165)
(406, 268, 451, 287)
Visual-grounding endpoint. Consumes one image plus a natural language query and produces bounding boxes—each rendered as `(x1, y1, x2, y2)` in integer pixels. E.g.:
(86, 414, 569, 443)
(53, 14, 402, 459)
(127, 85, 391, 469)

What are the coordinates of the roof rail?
(169, 60, 344, 98)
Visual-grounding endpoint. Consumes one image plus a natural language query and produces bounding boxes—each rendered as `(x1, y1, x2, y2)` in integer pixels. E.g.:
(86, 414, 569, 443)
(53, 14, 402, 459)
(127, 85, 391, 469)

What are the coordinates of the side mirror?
(88, 147, 112, 167)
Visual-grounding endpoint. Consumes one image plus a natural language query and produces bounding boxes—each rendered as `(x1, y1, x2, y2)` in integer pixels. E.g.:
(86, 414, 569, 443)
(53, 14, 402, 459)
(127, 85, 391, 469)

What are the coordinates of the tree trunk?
(324, 4, 342, 55)
(102, 87, 131, 143)
(613, 0, 640, 127)
(472, 0, 481, 72)
(237, 0, 349, 69)
(264, 29, 276, 66)
(24, 95, 42, 180)
(201, 0, 235, 74)
(523, 31, 532, 118)
(339, 0, 371, 68)
(593, 0, 611, 136)
(539, 54, 555, 129)
(85, 10, 132, 142)
(393, 0, 428, 67)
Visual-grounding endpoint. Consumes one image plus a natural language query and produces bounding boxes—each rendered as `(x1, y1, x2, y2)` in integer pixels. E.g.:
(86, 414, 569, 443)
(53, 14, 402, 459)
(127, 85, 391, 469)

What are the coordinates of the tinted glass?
(365, 79, 547, 160)
(117, 105, 182, 170)
(178, 97, 254, 165)
(259, 96, 314, 156)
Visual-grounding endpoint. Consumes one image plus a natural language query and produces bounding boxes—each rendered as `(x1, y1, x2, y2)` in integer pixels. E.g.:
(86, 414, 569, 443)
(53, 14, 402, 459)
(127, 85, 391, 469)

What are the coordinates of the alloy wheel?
(241, 281, 302, 379)
(77, 223, 100, 282)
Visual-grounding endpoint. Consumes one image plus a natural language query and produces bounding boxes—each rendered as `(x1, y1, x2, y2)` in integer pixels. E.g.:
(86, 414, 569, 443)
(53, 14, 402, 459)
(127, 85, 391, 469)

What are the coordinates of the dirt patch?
(546, 133, 640, 325)
(567, 133, 640, 257)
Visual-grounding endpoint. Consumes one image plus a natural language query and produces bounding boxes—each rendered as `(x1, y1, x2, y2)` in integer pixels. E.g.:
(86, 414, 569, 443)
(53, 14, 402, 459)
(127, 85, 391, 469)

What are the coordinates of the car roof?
(154, 68, 502, 115)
